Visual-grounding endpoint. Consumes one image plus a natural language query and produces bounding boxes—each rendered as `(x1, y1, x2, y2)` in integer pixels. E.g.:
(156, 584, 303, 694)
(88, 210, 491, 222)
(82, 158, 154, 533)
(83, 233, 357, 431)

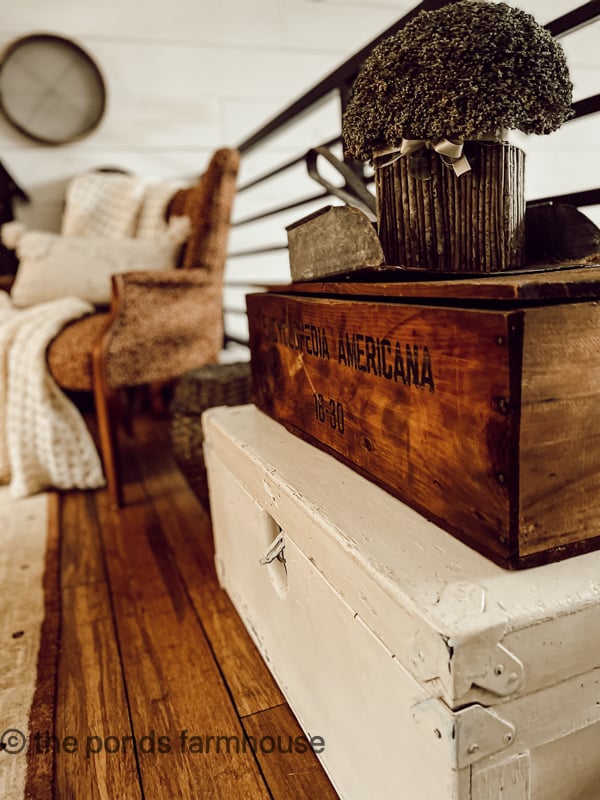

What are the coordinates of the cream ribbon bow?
(374, 137, 471, 177)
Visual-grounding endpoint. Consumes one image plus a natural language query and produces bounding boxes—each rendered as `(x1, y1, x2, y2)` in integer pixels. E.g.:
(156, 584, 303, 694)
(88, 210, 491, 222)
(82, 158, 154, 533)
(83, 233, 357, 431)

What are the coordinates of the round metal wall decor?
(0, 33, 106, 145)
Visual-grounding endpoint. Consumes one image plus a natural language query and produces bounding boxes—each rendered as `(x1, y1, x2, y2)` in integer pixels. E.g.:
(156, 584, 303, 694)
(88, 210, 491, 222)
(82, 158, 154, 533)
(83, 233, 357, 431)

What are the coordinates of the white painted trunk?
(204, 405, 600, 800)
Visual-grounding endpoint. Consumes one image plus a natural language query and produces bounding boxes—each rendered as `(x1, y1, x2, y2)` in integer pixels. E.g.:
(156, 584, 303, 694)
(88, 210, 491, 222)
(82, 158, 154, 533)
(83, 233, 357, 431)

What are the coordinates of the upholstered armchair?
(45, 147, 240, 507)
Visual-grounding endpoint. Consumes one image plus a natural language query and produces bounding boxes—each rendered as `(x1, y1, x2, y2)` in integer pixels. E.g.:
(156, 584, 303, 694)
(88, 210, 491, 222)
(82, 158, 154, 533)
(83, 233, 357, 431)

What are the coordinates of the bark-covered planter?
(375, 141, 526, 272)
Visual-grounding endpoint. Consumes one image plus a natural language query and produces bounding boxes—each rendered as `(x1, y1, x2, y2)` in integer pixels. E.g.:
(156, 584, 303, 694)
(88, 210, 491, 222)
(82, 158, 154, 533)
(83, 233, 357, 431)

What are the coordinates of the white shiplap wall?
(0, 0, 407, 228)
(1, 0, 598, 345)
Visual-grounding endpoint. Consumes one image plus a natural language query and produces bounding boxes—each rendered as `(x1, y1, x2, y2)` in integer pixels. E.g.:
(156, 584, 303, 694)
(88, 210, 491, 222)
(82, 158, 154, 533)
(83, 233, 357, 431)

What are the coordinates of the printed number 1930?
(313, 393, 345, 433)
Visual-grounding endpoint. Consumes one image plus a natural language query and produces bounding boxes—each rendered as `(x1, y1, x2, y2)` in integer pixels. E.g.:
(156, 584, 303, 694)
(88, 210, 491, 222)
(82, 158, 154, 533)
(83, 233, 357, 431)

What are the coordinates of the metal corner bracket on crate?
(412, 700, 516, 769)
(411, 582, 525, 701)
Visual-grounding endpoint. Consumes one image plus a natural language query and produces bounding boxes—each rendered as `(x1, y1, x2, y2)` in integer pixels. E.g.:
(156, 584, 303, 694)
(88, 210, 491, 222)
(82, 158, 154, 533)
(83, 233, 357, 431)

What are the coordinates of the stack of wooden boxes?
(204, 206, 600, 799)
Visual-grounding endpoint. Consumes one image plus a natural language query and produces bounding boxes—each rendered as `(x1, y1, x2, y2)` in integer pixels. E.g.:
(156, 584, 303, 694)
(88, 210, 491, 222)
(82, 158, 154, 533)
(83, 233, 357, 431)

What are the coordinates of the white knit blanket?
(0, 292, 105, 497)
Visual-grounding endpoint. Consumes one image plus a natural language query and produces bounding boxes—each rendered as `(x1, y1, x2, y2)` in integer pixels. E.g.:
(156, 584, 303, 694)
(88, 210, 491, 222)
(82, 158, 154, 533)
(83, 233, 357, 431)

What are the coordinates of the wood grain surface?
(55, 493, 142, 800)
(131, 418, 286, 718)
(519, 302, 600, 557)
(51, 412, 337, 799)
(272, 264, 600, 302)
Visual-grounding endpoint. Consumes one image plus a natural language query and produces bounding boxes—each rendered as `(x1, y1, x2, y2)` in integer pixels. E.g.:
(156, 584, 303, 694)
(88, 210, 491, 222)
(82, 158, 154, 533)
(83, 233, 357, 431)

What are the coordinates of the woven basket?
(170, 362, 253, 501)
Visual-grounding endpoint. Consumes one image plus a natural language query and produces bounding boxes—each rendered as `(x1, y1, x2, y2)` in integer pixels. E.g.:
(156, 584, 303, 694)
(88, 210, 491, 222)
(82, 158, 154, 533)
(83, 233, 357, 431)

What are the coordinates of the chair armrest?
(99, 269, 223, 387)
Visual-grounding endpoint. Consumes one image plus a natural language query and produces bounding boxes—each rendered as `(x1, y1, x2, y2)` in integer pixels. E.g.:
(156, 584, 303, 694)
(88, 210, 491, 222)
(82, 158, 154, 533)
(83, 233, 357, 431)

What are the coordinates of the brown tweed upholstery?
(175, 148, 240, 273)
(47, 148, 240, 391)
(47, 312, 111, 391)
(105, 270, 223, 388)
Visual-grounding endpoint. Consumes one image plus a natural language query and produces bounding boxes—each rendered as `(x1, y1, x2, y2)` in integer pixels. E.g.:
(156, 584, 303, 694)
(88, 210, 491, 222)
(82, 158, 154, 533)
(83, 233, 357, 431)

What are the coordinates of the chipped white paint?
(204, 405, 600, 799)
(206, 452, 470, 798)
(471, 754, 531, 800)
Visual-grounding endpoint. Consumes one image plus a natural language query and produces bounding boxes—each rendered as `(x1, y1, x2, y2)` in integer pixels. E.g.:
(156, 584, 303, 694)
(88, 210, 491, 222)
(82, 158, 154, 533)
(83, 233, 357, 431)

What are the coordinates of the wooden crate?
(247, 267, 600, 568)
(205, 405, 600, 800)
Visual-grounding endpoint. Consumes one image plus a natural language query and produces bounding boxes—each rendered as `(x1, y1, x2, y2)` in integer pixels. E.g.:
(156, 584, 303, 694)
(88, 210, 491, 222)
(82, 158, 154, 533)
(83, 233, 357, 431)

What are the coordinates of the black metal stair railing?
(223, 0, 600, 346)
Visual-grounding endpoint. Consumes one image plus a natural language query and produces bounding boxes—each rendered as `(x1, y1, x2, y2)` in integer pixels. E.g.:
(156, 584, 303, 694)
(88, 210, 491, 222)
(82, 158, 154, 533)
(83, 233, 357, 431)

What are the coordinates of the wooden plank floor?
(53, 412, 340, 799)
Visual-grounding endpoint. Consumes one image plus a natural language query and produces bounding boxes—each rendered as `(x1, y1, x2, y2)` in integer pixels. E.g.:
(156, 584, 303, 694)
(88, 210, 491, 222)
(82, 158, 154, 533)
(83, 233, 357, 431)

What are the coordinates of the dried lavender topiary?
(342, 0, 573, 161)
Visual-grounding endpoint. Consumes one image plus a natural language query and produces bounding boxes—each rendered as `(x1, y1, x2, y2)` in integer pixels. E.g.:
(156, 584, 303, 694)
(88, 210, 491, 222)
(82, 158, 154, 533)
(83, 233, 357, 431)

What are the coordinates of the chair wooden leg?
(92, 348, 123, 509)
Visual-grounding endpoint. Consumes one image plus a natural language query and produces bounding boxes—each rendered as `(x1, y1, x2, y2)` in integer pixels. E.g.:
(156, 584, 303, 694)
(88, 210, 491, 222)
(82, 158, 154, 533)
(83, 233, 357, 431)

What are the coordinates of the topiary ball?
(343, 0, 573, 161)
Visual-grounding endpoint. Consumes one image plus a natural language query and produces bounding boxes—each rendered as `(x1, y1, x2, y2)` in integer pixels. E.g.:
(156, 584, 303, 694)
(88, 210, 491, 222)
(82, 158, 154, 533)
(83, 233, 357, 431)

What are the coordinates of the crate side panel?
(519, 302, 600, 557)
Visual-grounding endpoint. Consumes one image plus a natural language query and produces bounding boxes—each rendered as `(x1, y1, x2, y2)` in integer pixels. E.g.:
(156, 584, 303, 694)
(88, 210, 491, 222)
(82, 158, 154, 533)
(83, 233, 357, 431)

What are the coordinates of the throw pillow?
(5, 216, 190, 307)
(61, 172, 147, 239)
(135, 179, 186, 239)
